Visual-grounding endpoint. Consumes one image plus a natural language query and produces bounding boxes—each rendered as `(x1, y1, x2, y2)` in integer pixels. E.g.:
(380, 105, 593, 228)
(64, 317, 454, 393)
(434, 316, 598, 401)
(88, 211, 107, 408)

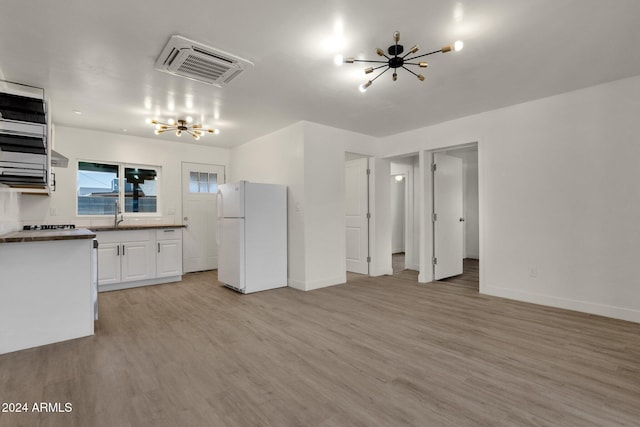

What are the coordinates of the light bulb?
(454, 40, 464, 51)
(193, 134, 200, 140)
(393, 31, 400, 42)
(145, 118, 152, 124)
(417, 74, 425, 81)
(392, 72, 397, 81)
(213, 129, 220, 135)
(395, 175, 403, 182)
(359, 81, 372, 93)
(176, 130, 182, 137)
(344, 57, 355, 63)
(376, 48, 384, 56)
(365, 67, 374, 74)
(334, 54, 344, 66)
(409, 44, 419, 54)
(186, 116, 193, 123)
(167, 118, 175, 125)
(154, 129, 161, 135)
(419, 62, 428, 68)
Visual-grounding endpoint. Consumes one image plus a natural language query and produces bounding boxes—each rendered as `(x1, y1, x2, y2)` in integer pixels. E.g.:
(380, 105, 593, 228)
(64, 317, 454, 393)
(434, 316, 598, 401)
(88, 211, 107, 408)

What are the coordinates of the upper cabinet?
(0, 80, 50, 194)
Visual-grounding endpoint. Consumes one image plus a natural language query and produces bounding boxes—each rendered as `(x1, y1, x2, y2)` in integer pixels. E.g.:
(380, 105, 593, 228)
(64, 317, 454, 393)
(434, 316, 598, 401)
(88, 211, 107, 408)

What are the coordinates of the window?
(124, 167, 157, 213)
(189, 171, 218, 193)
(78, 161, 160, 216)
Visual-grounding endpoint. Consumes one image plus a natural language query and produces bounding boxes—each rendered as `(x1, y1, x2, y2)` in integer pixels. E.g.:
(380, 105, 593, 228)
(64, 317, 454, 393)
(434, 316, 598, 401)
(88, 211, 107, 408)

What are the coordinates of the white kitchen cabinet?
(96, 230, 156, 290)
(97, 242, 121, 286)
(156, 228, 182, 278)
(121, 240, 155, 282)
(95, 227, 182, 292)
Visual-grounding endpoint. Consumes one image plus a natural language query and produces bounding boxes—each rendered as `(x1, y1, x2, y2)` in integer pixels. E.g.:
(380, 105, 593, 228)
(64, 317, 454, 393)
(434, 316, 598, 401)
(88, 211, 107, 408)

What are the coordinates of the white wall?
(0, 185, 20, 234)
(19, 126, 230, 227)
(231, 121, 383, 290)
(230, 122, 307, 289)
(379, 74, 640, 323)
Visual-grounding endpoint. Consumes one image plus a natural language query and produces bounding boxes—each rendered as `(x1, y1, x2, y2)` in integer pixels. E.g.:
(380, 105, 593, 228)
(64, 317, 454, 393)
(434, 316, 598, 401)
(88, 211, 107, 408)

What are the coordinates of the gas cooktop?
(23, 224, 76, 231)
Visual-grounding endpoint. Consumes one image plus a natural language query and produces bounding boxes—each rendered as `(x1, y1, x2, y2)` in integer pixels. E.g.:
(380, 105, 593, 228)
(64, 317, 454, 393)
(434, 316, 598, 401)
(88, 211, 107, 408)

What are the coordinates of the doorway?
(431, 145, 479, 288)
(389, 155, 419, 276)
(181, 162, 226, 273)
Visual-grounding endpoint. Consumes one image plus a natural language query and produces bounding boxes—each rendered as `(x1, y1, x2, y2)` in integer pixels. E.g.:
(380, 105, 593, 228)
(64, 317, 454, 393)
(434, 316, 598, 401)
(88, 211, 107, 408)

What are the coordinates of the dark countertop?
(90, 224, 186, 232)
(0, 224, 185, 244)
(0, 228, 96, 243)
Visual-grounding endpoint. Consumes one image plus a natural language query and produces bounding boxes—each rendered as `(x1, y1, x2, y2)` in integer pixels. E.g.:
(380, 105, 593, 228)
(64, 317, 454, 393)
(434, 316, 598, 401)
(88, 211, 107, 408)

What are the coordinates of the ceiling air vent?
(154, 35, 253, 87)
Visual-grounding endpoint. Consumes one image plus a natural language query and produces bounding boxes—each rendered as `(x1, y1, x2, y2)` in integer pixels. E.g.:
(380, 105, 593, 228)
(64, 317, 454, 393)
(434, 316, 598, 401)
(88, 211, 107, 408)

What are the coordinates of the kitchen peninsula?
(0, 228, 97, 355)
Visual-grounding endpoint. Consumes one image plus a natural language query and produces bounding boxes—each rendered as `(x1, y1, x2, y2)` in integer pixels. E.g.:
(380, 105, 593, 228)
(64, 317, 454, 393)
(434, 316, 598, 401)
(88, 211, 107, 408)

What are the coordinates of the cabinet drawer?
(156, 228, 182, 241)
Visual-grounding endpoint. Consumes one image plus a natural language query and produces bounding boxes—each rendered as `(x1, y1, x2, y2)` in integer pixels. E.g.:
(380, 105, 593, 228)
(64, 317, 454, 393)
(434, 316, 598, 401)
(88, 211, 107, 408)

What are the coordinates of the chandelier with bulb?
(341, 31, 463, 92)
(145, 117, 219, 140)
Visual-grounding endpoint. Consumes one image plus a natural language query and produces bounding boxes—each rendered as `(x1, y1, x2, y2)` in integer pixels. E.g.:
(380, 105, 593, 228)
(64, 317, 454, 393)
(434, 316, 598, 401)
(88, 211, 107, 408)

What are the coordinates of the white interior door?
(433, 153, 464, 280)
(182, 162, 225, 273)
(345, 157, 369, 274)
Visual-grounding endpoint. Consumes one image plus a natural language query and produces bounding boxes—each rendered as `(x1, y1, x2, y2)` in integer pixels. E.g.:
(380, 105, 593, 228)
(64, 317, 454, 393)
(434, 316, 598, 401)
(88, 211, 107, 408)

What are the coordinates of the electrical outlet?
(529, 267, 538, 278)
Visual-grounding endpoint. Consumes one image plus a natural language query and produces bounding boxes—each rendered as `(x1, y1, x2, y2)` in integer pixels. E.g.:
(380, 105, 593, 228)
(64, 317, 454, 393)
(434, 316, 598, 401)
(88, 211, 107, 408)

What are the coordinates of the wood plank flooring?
(1, 270, 640, 426)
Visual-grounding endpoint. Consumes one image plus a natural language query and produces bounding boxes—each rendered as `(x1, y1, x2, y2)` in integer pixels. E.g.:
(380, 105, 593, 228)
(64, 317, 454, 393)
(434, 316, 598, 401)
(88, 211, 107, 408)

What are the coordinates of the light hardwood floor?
(1, 270, 639, 426)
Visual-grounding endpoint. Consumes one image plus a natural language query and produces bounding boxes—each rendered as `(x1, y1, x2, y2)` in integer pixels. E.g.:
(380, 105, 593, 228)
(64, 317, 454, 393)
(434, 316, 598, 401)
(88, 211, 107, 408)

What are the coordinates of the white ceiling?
(1, 0, 639, 148)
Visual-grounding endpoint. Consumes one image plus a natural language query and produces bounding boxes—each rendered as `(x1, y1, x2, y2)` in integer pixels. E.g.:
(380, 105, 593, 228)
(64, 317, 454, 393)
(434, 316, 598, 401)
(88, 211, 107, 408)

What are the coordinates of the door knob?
(183, 216, 189, 221)
(459, 217, 465, 222)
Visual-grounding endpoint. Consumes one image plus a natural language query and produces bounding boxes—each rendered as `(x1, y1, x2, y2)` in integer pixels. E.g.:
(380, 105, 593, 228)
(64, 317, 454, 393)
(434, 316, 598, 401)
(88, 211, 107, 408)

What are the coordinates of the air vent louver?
(154, 35, 253, 87)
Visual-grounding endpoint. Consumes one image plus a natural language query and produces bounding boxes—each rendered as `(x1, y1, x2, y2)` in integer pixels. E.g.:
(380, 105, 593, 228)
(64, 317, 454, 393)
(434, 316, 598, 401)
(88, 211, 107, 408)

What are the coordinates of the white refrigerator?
(217, 181, 287, 293)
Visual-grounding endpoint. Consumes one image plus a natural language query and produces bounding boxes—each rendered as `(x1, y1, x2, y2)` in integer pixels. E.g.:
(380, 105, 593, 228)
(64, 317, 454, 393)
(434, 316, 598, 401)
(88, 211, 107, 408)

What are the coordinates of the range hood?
(51, 148, 68, 168)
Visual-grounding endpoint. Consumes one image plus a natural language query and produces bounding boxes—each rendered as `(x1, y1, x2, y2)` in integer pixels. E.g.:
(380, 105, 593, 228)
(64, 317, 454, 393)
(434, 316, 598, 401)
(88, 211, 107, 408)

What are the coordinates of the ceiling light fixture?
(145, 117, 219, 140)
(343, 31, 463, 92)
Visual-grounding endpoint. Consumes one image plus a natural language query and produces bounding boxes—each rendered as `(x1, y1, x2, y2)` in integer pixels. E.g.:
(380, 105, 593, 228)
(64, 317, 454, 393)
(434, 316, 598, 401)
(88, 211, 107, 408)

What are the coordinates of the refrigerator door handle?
(216, 189, 223, 246)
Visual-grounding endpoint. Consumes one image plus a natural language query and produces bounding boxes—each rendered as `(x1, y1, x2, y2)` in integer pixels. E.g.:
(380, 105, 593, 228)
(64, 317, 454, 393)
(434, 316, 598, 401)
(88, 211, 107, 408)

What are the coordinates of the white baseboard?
(288, 275, 346, 291)
(99, 275, 182, 292)
(482, 286, 640, 324)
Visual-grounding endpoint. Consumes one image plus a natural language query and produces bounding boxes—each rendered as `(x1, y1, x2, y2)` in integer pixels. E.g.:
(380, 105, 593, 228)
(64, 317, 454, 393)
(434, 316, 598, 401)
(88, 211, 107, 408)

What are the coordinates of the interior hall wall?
(379, 74, 640, 323)
(230, 122, 307, 289)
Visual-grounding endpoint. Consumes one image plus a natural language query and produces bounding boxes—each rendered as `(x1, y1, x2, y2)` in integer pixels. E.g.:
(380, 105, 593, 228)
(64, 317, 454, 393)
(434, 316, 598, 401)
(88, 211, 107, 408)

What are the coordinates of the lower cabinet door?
(121, 240, 155, 283)
(157, 239, 182, 278)
(97, 242, 121, 286)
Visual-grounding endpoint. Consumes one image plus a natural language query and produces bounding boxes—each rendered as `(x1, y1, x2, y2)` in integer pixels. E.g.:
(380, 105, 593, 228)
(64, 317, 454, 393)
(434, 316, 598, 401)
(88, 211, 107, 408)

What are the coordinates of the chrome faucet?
(114, 200, 124, 227)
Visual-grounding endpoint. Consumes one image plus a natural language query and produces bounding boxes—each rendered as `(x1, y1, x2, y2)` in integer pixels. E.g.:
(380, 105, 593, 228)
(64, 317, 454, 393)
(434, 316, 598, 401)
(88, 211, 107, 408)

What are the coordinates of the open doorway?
(431, 145, 479, 289)
(390, 155, 419, 278)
